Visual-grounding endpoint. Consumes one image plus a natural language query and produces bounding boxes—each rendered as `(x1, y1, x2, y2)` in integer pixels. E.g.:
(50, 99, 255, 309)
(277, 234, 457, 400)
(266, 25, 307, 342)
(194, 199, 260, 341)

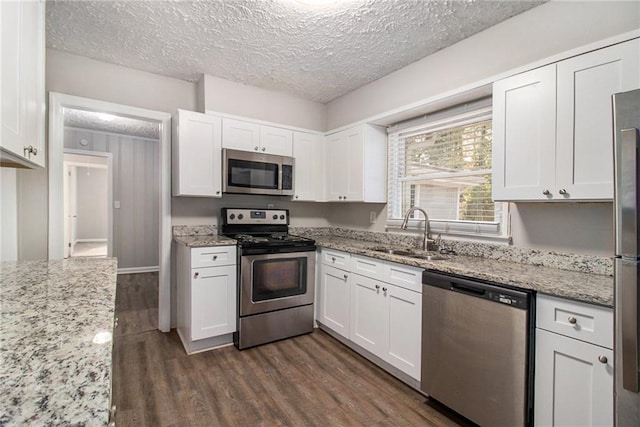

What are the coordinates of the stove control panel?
(224, 208, 289, 225)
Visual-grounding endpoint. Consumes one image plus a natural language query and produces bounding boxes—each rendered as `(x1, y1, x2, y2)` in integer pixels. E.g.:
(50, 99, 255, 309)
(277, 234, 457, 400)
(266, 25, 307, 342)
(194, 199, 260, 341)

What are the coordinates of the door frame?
(63, 149, 113, 258)
(48, 92, 172, 332)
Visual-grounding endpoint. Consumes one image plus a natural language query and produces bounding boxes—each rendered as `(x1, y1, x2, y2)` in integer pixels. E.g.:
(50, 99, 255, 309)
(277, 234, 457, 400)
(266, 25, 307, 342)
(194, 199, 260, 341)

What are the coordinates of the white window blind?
(387, 98, 508, 240)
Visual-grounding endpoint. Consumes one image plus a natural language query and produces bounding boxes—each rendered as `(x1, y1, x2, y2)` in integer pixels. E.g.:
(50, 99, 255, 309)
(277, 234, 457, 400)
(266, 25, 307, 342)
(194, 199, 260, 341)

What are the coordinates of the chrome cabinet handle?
(194, 272, 199, 278)
(542, 189, 550, 196)
(598, 355, 608, 364)
(568, 316, 577, 324)
(559, 188, 568, 195)
(24, 145, 37, 157)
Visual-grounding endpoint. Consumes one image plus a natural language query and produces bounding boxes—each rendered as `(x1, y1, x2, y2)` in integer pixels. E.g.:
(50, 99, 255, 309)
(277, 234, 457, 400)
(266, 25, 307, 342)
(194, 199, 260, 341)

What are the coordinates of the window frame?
(385, 99, 511, 244)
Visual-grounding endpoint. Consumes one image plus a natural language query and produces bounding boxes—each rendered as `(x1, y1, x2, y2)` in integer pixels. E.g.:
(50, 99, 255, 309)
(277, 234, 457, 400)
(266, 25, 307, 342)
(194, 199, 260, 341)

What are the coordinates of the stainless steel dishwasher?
(421, 270, 534, 426)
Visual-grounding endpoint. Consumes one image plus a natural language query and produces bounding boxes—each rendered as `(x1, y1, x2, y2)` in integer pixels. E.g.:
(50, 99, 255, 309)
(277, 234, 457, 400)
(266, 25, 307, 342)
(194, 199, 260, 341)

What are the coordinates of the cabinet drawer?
(350, 254, 385, 279)
(321, 249, 350, 269)
(384, 263, 423, 293)
(537, 294, 612, 349)
(191, 246, 236, 268)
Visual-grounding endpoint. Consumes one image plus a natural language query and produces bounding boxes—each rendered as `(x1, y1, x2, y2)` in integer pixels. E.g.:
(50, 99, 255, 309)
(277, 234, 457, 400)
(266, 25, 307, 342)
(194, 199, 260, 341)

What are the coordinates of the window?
(387, 98, 508, 241)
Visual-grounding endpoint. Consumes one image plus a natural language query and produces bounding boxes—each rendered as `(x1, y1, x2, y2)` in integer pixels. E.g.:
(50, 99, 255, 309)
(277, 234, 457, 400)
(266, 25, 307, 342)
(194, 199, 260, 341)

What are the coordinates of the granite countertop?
(174, 234, 236, 248)
(313, 236, 614, 308)
(0, 257, 118, 426)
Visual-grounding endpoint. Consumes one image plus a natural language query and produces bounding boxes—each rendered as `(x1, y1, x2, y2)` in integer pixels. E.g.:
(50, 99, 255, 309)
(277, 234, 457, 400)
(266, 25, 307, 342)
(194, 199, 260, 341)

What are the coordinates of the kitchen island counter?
(313, 236, 613, 308)
(0, 257, 118, 426)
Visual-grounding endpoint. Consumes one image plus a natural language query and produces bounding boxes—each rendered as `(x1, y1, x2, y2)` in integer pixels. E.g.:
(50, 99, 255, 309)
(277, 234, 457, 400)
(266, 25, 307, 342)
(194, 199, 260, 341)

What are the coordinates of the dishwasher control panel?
(489, 291, 528, 309)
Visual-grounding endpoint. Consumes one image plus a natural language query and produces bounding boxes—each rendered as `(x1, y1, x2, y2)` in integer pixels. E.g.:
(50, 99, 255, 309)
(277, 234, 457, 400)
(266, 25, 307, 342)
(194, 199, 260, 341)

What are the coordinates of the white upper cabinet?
(222, 118, 293, 156)
(292, 131, 324, 201)
(556, 40, 640, 200)
(0, 0, 45, 168)
(492, 64, 557, 201)
(325, 124, 387, 203)
(172, 110, 222, 197)
(493, 38, 640, 202)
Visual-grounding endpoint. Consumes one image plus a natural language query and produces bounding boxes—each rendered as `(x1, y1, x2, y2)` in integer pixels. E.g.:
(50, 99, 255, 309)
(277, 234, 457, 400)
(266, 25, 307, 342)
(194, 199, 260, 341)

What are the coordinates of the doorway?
(48, 93, 172, 333)
(63, 150, 113, 259)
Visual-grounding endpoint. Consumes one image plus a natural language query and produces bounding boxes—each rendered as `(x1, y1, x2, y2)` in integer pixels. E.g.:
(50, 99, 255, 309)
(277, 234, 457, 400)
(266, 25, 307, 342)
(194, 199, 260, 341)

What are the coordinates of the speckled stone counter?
(0, 257, 118, 426)
(173, 225, 236, 248)
(310, 236, 614, 308)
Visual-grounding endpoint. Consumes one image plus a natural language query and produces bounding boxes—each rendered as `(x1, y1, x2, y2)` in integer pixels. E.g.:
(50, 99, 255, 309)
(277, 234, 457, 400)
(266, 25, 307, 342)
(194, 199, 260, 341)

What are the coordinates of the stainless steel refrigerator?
(613, 88, 640, 425)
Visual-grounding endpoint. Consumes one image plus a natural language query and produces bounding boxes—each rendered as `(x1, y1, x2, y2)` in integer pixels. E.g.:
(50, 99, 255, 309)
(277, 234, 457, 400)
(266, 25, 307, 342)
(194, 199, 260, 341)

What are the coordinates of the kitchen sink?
(368, 247, 448, 261)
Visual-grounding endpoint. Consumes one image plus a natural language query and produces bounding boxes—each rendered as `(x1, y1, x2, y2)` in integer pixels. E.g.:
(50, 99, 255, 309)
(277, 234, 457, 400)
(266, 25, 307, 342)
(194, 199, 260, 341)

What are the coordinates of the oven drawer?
(537, 294, 613, 348)
(321, 249, 351, 269)
(191, 246, 237, 269)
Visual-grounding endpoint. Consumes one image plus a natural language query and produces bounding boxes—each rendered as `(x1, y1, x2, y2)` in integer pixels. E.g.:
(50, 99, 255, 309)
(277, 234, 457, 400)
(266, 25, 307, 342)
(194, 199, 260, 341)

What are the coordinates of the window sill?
(385, 222, 512, 246)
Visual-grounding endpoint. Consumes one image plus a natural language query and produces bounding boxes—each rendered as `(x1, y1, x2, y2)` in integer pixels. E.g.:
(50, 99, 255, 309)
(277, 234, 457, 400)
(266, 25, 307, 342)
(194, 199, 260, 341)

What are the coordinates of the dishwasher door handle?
(451, 282, 486, 296)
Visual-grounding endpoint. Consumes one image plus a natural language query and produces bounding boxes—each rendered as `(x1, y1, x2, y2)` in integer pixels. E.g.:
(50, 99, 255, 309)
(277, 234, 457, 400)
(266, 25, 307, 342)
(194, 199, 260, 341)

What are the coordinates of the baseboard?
(74, 238, 108, 244)
(117, 266, 159, 274)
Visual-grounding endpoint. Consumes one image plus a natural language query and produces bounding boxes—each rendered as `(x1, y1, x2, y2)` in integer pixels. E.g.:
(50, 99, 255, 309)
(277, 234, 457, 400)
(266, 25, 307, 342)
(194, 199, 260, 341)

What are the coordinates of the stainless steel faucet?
(400, 207, 433, 251)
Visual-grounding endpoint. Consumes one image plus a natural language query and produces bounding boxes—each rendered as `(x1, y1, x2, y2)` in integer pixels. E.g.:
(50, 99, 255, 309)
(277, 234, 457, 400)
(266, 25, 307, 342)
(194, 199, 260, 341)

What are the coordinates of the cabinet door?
(384, 284, 422, 380)
(349, 274, 387, 355)
(318, 264, 350, 338)
(191, 265, 237, 341)
(492, 64, 557, 201)
(1, 0, 45, 167)
(344, 126, 365, 201)
(221, 118, 260, 152)
(534, 329, 613, 427)
(260, 125, 293, 156)
(292, 131, 324, 201)
(173, 110, 222, 197)
(325, 130, 348, 201)
(556, 39, 640, 200)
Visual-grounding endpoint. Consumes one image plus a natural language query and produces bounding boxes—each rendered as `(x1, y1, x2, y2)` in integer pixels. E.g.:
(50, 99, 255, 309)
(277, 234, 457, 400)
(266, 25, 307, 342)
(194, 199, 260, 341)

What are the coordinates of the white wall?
(326, 1, 640, 129)
(75, 166, 108, 241)
(200, 74, 326, 131)
(0, 169, 18, 261)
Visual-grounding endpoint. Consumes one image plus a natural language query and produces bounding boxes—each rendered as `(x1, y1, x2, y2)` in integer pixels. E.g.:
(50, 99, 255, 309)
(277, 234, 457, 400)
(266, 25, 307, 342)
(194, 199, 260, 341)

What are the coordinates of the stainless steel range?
(220, 208, 316, 350)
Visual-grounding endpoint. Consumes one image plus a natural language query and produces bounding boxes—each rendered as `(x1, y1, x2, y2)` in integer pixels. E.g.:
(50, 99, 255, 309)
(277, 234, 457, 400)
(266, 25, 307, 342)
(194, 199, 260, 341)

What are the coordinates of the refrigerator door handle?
(618, 259, 640, 392)
(618, 128, 640, 257)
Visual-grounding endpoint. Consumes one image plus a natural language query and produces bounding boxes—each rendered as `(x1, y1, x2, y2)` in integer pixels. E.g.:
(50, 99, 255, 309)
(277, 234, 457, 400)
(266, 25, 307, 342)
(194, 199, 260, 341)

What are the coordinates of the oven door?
(240, 250, 315, 316)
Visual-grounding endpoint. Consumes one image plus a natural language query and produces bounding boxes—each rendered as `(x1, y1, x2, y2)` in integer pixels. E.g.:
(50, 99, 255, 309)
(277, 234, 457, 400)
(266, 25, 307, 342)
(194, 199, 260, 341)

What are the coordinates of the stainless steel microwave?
(222, 148, 294, 196)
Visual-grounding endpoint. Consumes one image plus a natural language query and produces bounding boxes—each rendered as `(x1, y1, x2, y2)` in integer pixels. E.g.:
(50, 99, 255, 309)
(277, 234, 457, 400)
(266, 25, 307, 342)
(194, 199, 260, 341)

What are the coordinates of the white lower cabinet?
(176, 244, 237, 354)
(350, 273, 422, 379)
(534, 295, 613, 426)
(317, 249, 422, 381)
(318, 263, 351, 339)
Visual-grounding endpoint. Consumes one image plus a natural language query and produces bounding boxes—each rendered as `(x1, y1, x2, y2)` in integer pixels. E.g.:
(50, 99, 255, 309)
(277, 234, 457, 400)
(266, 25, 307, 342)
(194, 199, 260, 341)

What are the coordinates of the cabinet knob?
(295, 195, 299, 199)
(216, 191, 220, 195)
(567, 316, 577, 325)
(212, 255, 217, 261)
(331, 257, 336, 262)
(375, 284, 380, 290)
(598, 355, 608, 364)
(114, 317, 119, 328)
(542, 189, 550, 196)
(261, 147, 266, 152)
(382, 287, 388, 292)
(559, 188, 568, 195)
(254, 146, 259, 151)
(343, 196, 347, 200)
(343, 274, 348, 280)
(194, 272, 199, 278)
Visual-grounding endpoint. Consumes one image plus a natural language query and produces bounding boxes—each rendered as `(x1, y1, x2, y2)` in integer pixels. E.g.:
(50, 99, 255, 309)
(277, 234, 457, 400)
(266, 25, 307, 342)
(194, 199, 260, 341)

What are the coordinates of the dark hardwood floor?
(112, 273, 463, 426)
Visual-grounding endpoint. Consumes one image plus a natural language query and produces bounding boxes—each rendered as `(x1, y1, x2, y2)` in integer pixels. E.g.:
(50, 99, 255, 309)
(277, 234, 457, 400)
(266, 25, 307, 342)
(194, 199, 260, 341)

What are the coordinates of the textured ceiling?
(64, 108, 161, 139)
(46, 0, 545, 103)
